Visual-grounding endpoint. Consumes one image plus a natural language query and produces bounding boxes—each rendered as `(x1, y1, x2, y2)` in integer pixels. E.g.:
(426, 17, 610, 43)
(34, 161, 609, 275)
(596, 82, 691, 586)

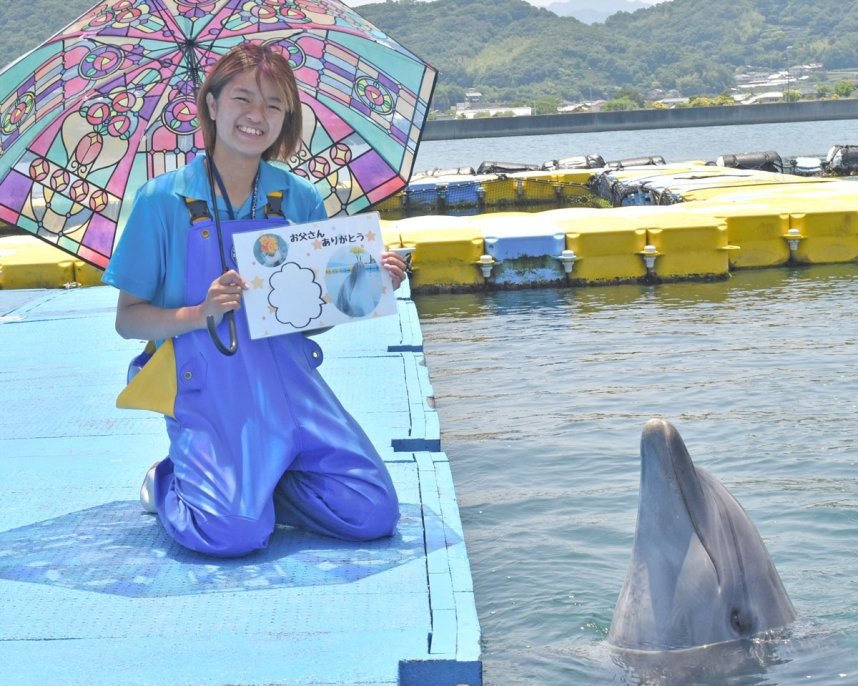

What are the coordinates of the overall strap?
(184, 189, 286, 223)
(184, 197, 212, 224)
(264, 190, 286, 218)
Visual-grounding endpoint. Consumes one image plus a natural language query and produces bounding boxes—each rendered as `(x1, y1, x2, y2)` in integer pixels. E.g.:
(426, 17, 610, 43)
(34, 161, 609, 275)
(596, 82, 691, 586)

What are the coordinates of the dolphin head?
(608, 418, 795, 651)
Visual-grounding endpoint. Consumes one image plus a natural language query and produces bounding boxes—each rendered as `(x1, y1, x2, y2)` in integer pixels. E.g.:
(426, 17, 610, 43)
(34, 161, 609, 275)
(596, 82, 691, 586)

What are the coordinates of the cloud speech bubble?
(268, 262, 324, 329)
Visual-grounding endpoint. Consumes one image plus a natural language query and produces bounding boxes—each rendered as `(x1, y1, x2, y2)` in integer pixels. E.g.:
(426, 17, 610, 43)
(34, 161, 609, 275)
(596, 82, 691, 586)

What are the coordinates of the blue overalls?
(147, 193, 400, 557)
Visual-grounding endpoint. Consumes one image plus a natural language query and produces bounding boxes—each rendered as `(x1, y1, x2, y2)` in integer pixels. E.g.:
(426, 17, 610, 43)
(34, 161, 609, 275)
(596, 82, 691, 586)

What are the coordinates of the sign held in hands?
(233, 213, 397, 338)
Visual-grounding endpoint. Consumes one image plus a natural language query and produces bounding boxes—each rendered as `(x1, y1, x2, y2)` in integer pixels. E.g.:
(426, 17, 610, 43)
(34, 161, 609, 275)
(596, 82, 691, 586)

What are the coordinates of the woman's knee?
(276, 474, 400, 541)
(338, 484, 400, 541)
(163, 508, 274, 557)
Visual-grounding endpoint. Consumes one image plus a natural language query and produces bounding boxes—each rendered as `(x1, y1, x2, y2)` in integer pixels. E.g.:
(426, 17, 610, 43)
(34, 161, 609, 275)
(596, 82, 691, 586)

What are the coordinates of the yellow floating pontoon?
(664, 202, 792, 269)
(383, 215, 486, 290)
(0, 234, 104, 289)
(541, 208, 648, 282)
(5, 163, 858, 293)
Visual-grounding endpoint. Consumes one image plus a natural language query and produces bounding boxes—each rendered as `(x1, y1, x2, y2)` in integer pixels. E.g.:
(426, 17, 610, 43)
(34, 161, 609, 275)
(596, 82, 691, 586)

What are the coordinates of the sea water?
(413, 118, 858, 171)
(412, 122, 858, 685)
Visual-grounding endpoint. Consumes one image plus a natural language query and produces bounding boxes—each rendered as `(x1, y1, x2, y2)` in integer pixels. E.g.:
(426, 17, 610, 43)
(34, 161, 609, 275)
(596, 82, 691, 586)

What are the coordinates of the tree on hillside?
(602, 97, 639, 111)
(834, 80, 856, 98)
(532, 96, 563, 115)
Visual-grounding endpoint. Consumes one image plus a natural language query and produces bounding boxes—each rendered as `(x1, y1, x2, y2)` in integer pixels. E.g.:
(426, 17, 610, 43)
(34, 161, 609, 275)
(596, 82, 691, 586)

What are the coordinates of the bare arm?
(115, 270, 248, 340)
(115, 291, 206, 340)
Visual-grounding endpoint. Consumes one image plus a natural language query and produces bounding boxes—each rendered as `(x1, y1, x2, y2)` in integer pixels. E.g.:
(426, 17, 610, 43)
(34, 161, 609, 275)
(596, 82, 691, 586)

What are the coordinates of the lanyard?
(208, 157, 259, 220)
(203, 154, 262, 357)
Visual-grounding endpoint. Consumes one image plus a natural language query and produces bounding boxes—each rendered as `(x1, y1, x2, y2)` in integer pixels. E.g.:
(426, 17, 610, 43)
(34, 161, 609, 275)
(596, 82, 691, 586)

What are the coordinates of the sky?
(343, 0, 668, 6)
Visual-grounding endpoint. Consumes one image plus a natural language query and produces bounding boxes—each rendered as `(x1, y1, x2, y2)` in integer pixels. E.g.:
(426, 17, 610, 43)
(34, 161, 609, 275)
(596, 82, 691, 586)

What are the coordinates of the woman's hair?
(197, 42, 303, 162)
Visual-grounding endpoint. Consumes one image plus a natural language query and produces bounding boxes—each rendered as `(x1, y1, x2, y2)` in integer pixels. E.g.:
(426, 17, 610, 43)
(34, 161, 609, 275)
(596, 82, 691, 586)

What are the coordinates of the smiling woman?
(102, 42, 408, 558)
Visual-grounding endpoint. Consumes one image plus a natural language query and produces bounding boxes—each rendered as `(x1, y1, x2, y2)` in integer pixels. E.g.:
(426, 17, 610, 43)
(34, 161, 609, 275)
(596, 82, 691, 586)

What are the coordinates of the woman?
(103, 43, 405, 558)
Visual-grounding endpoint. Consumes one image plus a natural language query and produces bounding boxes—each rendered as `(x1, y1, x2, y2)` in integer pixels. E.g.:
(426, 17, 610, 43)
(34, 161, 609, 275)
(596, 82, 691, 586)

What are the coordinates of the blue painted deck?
(0, 282, 481, 685)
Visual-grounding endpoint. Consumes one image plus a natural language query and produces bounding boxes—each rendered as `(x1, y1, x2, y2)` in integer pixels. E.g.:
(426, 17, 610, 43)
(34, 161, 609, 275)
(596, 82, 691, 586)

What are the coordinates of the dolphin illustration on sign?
(609, 418, 795, 653)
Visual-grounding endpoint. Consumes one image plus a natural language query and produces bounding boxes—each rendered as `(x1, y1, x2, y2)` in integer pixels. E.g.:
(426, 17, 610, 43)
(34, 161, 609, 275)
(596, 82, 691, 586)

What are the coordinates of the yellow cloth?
(116, 339, 178, 418)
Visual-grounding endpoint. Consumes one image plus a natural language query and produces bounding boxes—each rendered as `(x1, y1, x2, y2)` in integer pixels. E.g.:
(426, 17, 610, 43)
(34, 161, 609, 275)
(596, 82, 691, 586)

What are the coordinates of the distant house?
(454, 104, 533, 119)
(656, 97, 690, 108)
(464, 91, 483, 106)
(743, 91, 786, 104)
(556, 102, 588, 113)
(735, 64, 818, 95)
(556, 100, 606, 113)
(452, 89, 532, 118)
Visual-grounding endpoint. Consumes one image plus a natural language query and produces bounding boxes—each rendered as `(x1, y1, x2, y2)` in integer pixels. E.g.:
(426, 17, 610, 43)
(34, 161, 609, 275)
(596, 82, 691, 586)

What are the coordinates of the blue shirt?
(103, 155, 327, 309)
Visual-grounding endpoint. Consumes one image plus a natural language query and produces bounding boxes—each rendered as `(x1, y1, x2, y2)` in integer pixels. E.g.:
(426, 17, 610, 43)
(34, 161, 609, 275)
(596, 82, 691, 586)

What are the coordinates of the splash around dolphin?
(608, 418, 795, 652)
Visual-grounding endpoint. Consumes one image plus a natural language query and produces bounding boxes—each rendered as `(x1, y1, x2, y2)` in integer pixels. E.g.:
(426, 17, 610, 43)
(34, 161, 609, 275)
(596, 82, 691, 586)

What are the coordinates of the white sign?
(233, 212, 397, 338)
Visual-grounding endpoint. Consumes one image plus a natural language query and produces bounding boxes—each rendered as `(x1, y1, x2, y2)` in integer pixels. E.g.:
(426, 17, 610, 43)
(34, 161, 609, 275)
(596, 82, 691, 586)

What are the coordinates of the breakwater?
(424, 99, 858, 141)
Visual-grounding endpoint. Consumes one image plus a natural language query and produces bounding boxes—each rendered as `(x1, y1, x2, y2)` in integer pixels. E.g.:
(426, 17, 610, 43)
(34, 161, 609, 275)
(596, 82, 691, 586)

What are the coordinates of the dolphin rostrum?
(608, 418, 795, 651)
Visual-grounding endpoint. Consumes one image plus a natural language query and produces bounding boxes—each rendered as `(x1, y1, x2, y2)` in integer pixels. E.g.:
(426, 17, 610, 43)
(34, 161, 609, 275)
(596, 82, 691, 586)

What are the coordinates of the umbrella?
(0, 0, 437, 270)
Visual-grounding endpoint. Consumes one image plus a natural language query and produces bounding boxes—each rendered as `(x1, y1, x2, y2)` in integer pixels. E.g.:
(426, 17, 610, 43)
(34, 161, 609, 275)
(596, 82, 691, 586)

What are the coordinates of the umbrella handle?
(207, 311, 238, 356)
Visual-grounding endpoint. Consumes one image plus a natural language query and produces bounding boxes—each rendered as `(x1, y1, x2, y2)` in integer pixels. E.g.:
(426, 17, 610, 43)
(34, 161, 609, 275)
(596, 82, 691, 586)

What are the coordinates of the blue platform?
(478, 215, 569, 286)
(0, 282, 481, 685)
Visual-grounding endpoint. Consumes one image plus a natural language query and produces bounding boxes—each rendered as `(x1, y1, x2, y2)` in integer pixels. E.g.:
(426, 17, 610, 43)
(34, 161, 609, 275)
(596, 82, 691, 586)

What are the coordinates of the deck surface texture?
(0, 283, 480, 686)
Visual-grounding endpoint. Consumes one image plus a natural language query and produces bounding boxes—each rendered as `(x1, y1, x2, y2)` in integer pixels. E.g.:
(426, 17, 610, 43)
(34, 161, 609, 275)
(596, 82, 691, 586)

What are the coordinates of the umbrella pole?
(205, 156, 239, 356)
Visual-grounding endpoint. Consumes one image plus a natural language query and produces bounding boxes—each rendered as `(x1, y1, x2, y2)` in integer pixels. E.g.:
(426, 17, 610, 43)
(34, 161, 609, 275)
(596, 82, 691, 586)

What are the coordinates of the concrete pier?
(424, 99, 858, 141)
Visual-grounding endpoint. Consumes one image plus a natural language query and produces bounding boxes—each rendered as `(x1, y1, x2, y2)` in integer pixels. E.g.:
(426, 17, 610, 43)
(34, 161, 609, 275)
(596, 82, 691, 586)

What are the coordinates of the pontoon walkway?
(0, 282, 481, 686)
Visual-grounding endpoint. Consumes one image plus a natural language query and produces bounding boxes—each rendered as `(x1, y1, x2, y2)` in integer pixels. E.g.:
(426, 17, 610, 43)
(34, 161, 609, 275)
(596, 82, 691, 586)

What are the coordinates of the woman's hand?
(201, 269, 248, 326)
(380, 251, 408, 291)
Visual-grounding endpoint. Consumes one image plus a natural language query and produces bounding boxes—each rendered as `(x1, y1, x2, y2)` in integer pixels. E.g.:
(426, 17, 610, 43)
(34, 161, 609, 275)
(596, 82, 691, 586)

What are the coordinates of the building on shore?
(454, 91, 532, 119)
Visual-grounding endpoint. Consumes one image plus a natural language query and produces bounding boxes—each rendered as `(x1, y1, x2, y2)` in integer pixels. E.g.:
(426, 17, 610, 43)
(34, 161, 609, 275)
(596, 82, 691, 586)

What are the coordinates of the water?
(411, 121, 858, 685)
(414, 118, 858, 171)
(416, 266, 858, 685)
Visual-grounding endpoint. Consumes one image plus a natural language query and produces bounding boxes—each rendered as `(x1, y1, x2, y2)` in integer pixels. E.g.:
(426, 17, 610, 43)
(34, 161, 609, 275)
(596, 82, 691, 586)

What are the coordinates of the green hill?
(2, 0, 857, 109)
(356, 0, 858, 108)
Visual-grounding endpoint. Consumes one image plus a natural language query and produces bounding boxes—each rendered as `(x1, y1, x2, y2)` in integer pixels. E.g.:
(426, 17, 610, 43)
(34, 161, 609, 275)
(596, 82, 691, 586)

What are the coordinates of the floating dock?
(0, 283, 481, 685)
(4, 158, 858, 294)
(374, 161, 858, 292)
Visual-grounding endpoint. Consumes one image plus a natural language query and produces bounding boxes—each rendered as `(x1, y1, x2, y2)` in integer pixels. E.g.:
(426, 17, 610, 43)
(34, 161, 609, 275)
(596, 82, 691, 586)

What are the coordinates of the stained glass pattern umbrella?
(0, 0, 437, 269)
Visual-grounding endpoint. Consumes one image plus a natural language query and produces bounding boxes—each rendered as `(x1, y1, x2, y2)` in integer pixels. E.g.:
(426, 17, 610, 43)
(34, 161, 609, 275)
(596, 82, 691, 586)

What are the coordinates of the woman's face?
(206, 69, 287, 163)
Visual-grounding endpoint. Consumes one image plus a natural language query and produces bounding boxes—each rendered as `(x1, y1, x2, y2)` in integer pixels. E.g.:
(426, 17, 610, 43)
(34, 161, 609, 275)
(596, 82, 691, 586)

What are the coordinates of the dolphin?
(608, 418, 795, 652)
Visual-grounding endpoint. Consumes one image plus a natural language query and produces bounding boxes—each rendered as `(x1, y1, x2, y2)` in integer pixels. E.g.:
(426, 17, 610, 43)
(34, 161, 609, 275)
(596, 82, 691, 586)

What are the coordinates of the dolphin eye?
(730, 608, 753, 636)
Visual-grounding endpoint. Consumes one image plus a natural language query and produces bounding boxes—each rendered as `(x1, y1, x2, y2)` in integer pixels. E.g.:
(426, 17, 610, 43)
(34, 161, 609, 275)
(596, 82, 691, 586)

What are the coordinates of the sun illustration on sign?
(253, 233, 289, 268)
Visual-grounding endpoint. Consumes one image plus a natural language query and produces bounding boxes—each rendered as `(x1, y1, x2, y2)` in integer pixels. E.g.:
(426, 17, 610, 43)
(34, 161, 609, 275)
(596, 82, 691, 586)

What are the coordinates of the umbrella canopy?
(0, 0, 436, 269)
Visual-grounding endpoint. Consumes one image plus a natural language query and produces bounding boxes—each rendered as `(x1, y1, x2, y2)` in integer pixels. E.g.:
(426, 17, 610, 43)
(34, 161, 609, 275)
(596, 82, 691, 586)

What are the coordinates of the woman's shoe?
(139, 461, 160, 514)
